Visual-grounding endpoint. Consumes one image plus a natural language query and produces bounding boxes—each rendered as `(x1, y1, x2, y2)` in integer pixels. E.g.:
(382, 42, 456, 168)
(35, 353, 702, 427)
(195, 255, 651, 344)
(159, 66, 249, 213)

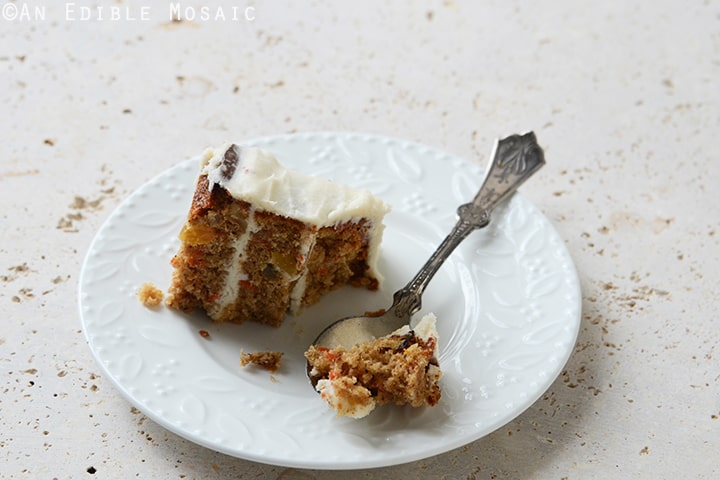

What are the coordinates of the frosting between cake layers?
(208, 207, 259, 319)
(287, 232, 317, 314)
(199, 143, 391, 285)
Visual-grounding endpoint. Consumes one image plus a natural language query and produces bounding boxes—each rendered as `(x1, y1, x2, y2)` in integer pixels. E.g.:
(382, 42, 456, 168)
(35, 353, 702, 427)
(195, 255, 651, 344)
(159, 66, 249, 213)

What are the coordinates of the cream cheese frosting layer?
(200, 143, 390, 226)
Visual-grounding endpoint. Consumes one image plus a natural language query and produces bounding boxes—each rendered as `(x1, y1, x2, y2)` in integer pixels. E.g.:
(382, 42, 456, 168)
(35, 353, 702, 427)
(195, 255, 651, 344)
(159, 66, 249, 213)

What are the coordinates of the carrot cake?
(165, 143, 390, 326)
(305, 313, 442, 418)
(240, 350, 283, 372)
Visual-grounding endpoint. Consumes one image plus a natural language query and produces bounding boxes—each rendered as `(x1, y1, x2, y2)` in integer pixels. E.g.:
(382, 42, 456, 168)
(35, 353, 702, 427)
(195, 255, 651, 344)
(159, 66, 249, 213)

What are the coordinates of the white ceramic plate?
(79, 132, 581, 469)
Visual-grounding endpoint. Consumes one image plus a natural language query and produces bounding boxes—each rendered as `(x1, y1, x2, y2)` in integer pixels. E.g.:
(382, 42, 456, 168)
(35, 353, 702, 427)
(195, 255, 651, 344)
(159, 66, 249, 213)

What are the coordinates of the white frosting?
(288, 230, 317, 314)
(315, 378, 376, 419)
(210, 208, 259, 318)
(392, 312, 439, 355)
(201, 143, 390, 226)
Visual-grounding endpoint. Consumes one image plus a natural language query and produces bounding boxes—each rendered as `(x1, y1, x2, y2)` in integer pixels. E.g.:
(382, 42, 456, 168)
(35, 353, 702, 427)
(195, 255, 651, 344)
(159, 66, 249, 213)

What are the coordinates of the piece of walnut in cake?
(165, 143, 390, 327)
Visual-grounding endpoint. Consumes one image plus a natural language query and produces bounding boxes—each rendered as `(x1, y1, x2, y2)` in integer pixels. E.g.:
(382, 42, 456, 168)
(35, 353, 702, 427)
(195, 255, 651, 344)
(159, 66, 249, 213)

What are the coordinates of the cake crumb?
(240, 351, 283, 372)
(137, 283, 164, 307)
(198, 329, 210, 338)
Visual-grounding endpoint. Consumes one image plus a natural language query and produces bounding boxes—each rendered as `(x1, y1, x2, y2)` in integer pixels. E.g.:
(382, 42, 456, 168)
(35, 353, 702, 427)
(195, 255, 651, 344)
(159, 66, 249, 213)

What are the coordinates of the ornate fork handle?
(390, 132, 546, 319)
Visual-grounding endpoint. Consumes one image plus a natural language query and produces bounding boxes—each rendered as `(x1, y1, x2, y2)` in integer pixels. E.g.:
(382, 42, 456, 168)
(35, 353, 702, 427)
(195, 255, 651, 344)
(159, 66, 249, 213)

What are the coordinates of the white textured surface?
(79, 133, 580, 469)
(2, 0, 719, 478)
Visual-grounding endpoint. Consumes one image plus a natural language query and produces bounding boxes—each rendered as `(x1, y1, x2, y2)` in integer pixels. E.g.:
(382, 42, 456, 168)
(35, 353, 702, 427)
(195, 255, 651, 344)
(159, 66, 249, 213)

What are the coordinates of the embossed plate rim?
(79, 131, 581, 469)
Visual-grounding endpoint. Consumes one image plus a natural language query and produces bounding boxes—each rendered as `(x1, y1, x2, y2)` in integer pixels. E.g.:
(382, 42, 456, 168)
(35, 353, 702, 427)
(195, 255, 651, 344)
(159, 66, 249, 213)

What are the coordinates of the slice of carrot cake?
(305, 313, 442, 418)
(166, 143, 390, 326)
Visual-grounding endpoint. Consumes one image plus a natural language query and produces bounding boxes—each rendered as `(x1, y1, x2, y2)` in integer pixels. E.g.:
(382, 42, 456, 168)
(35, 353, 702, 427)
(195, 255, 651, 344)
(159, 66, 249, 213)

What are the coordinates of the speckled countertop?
(2, 0, 719, 478)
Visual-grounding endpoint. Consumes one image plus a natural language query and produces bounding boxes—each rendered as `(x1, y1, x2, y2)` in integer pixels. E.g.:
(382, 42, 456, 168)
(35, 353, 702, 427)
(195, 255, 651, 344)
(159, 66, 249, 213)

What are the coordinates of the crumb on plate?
(240, 351, 283, 372)
(137, 282, 163, 307)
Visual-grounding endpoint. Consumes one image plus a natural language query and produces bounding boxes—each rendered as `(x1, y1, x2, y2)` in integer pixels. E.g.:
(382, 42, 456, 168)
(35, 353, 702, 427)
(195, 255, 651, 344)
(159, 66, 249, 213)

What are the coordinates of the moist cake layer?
(166, 143, 390, 326)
